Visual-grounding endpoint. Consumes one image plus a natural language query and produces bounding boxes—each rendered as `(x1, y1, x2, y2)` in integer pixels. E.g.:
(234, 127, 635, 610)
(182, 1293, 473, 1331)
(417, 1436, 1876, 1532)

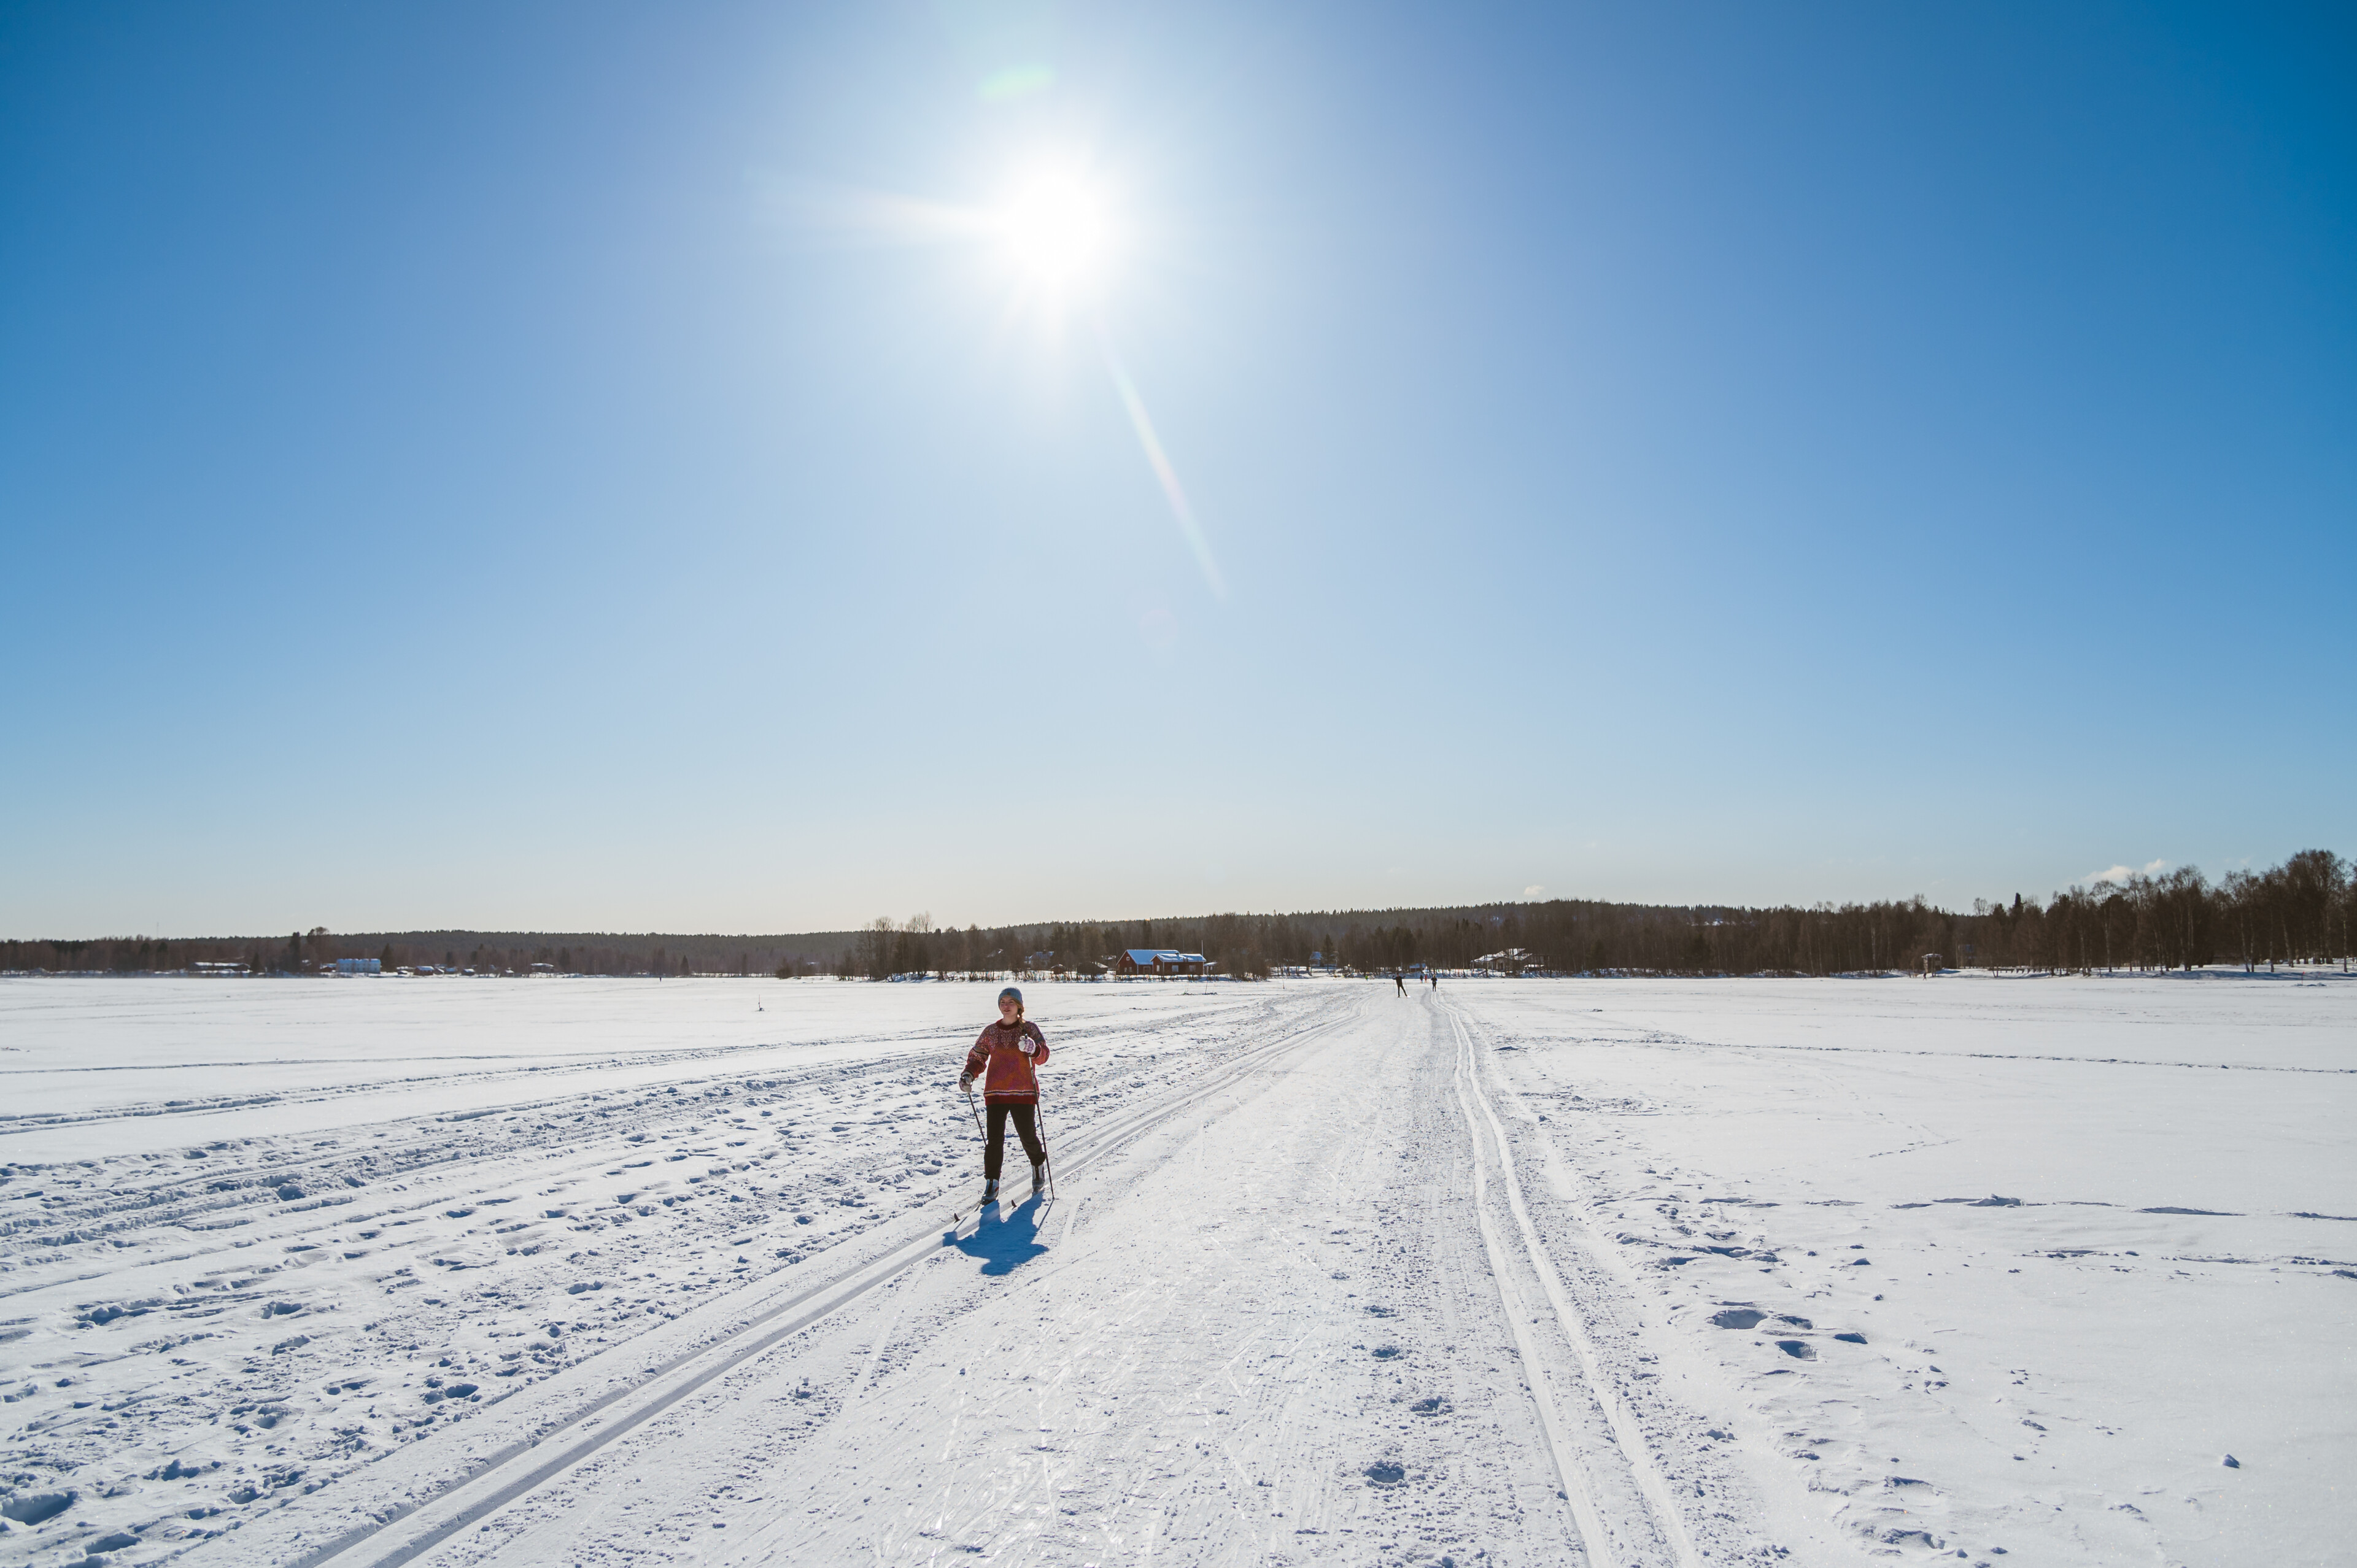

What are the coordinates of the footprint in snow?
(1712, 1308, 1812, 1330)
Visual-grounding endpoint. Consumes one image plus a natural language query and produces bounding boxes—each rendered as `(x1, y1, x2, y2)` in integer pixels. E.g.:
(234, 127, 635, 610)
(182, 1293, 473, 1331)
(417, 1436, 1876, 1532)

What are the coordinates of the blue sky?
(3, 1, 2351, 938)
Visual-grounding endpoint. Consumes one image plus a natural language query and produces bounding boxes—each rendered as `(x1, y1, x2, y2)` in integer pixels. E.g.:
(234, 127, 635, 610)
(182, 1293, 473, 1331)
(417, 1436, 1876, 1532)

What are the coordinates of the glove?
(1018, 1040, 1035, 1056)
(958, 1074, 973, 1091)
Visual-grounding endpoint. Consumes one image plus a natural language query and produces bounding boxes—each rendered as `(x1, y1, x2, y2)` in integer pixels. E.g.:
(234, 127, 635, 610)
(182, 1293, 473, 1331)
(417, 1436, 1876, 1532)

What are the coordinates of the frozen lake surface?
(2, 973, 2350, 1567)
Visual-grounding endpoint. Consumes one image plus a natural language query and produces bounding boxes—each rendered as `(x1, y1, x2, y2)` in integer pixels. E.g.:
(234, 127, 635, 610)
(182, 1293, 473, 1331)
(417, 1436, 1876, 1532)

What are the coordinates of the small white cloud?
(2088, 859, 2172, 886)
(1523, 884, 1545, 899)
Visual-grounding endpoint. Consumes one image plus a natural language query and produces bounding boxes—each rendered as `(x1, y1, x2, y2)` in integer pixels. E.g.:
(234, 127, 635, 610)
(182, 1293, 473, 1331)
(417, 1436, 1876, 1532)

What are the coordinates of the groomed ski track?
(215, 987, 1787, 1568)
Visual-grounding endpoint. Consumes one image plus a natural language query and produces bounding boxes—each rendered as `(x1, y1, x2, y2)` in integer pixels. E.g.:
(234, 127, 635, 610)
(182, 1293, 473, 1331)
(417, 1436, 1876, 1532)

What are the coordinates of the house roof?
(1123, 948, 1207, 965)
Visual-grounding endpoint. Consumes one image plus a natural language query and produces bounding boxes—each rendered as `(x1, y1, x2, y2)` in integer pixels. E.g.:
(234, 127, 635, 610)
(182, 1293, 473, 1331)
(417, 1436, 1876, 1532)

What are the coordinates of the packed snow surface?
(2, 972, 2350, 1567)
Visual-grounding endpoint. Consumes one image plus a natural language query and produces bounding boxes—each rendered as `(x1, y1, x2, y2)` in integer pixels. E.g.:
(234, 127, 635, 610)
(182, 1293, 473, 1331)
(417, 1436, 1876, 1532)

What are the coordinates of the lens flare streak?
(768, 168, 1221, 597)
(1098, 330, 1226, 601)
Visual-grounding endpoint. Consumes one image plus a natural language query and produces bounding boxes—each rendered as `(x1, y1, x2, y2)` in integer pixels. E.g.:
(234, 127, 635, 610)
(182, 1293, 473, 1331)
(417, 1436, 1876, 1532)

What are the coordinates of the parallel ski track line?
(1444, 997, 1703, 1568)
(258, 993, 1366, 1568)
(5, 998, 1272, 1277)
(1446, 1003, 1615, 1565)
(2, 1043, 975, 1294)
(2, 993, 1278, 1134)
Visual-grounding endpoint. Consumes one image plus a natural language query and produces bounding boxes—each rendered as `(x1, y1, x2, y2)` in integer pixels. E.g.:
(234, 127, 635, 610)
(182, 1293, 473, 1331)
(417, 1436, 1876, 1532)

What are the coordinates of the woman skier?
(959, 985, 1050, 1207)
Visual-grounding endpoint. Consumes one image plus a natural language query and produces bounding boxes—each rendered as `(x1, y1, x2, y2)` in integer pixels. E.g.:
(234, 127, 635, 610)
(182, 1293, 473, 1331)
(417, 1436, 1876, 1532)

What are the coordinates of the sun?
(996, 168, 1110, 288)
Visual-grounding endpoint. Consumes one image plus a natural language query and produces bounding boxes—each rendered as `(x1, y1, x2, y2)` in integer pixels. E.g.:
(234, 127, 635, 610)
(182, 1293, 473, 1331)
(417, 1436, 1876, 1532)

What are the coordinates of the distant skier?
(1395, 973, 1405, 995)
(958, 986, 1050, 1207)
(1430, 973, 1438, 990)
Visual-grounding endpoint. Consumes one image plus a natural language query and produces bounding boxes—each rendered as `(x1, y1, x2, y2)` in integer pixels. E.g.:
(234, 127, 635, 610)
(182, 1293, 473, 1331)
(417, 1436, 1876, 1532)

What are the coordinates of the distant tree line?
(4, 850, 2347, 980)
(818, 848, 2354, 979)
(0, 927, 856, 978)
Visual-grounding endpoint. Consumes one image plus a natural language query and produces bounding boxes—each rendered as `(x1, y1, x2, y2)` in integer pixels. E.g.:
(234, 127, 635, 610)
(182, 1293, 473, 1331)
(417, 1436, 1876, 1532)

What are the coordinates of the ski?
(951, 1167, 1050, 1227)
(951, 1187, 1000, 1226)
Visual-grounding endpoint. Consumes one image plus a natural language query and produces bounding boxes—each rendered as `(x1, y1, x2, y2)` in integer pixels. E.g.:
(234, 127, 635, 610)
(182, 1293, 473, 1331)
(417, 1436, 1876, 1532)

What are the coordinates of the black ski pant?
(983, 1101, 1046, 1181)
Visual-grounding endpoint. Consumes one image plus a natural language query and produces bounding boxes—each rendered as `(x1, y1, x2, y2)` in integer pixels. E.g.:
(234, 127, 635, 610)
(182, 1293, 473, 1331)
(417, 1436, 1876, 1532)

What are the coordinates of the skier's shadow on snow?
(943, 1199, 1050, 1275)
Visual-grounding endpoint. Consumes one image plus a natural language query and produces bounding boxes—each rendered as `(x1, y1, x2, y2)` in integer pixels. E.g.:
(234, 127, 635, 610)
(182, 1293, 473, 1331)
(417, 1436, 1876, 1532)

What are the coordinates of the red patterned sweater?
(963, 1019, 1050, 1103)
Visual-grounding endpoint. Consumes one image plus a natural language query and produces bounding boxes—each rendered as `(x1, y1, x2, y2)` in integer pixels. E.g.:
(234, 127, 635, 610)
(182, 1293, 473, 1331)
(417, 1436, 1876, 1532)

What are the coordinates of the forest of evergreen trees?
(2, 849, 2347, 981)
(0, 929, 857, 980)
(812, 848, 2350, 980)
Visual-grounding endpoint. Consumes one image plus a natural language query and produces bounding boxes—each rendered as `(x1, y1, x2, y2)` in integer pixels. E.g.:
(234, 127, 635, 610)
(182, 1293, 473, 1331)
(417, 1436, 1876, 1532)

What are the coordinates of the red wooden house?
(1117, 947, 1208, 977)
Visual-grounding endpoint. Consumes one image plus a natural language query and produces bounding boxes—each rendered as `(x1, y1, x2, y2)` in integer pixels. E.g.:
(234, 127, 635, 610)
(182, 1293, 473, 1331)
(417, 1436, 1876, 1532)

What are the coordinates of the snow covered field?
(2, 972, 2349, 1567)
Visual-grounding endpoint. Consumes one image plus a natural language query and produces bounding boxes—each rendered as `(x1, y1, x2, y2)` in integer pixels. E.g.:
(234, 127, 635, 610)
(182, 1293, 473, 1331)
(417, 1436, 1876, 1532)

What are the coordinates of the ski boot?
(1031, 1162, 1049, 1199)
(978, 1177, 999, 1207)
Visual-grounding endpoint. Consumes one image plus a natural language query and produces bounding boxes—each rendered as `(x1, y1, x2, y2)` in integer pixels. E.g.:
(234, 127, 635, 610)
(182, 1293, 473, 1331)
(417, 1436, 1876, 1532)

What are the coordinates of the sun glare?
(997, 169, 1109, 288)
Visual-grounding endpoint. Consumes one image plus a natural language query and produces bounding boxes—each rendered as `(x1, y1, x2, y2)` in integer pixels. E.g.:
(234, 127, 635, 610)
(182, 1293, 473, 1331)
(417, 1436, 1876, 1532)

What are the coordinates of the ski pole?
(950, 1080, 994, 1225)
(1034, 1081, 1055, 1205)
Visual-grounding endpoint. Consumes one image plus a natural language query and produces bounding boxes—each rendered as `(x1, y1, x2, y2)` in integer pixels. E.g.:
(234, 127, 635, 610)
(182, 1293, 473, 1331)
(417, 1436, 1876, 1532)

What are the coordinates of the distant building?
(334, 957, 381, 975)
(1118, 948, 1208, 978)
(193, 960, 249, 976)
